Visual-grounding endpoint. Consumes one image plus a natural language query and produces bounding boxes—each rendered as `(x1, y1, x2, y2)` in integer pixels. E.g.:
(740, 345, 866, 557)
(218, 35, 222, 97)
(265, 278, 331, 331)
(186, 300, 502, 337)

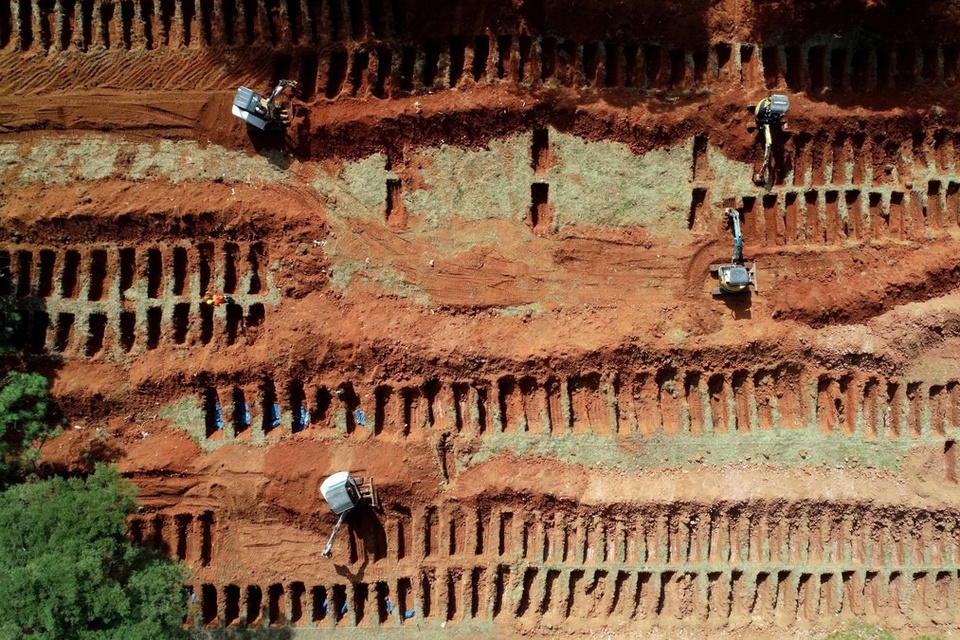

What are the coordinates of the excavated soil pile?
(5, 0, 960, 637)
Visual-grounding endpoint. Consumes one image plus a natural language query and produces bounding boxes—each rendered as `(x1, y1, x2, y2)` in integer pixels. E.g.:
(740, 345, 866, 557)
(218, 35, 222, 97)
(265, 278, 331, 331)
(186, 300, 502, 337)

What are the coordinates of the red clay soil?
(7, 0, 960, 635)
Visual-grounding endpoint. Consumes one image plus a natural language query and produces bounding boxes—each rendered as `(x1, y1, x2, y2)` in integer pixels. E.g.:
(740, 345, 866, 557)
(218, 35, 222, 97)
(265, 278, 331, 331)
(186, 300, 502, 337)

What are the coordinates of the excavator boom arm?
(726, 208, 744, 264)
(323, 509, 350, 558)
(322, 510, 349, 558)
(267, 80, 292, 104)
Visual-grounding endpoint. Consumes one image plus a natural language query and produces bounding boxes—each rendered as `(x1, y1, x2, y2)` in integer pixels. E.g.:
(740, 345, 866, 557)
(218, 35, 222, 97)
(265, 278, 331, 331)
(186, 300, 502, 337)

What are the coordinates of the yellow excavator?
(753, 94, 789, 186)
(710, 208, 758, 296)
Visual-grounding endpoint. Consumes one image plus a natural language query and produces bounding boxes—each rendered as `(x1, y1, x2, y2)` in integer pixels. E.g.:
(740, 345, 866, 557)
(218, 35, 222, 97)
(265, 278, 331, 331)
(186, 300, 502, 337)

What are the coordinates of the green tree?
(0, 465, 188, 640)
(0, 306, 21, 354)
(0, 370, 54, 484)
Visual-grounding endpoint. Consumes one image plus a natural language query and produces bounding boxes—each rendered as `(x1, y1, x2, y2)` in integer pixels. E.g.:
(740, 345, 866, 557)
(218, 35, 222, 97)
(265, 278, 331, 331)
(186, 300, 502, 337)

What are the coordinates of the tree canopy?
(0, 370, 53, 484)
(0, 465, 188, 640)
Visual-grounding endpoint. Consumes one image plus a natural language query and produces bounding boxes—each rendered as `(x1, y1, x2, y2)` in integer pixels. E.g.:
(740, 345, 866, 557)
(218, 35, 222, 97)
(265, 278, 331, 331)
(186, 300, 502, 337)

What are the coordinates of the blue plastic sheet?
(214, 403, 224, 430)
(404, 610, 416, 619)
(235, 402, 251, 428)
(270, 403, 281, 429)
(298, 406, 309, 430)
(354, 409, 366, 426)
(385, 598, 393, 614)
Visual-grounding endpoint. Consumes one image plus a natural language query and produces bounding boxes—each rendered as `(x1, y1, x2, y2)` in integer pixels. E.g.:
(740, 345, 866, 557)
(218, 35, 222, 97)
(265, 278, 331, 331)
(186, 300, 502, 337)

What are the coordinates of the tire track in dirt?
(4, 34, 960, 102)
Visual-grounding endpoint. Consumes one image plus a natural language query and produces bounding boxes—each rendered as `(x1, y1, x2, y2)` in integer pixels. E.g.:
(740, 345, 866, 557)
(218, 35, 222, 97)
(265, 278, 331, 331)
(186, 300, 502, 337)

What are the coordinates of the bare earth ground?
(6, 0, 960, 637)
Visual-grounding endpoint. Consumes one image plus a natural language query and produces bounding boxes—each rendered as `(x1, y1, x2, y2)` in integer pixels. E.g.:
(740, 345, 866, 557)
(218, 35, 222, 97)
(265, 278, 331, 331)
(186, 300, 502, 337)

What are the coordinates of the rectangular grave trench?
(29, 311, 49, 353)
(88, 249, 108, 301)
(311, 586, 327, 623)
(0, 0, 12, 49)
(246, 586, 262, 625)
(172, 247, 187, 295)
(119, 311, 135, 352)
(399, 45, 415, 91)
(350, 49, 370, 95)
(290, 582, 305, 625)
(146, 307, 161, 349)
(529, 183, 552, 232)
(55, 313, 74, 352)
(386, 178, 406, 227)
(200, 302, 213, 344)
(224, 585, 241, 626)
(299, 53, 319, 99)
(946, 440, 957, 484)
(38, 249, 55, 297)
(373, 48, 391, 97)
(16, 251, 32, 297)
(145, 248, 162, 298)
(173, 303, 190, 344)
(232, 387, 250, 435)
(474, 34, 490, 81)
(86, 313, 107, 356)
(226, 303, 243, 345)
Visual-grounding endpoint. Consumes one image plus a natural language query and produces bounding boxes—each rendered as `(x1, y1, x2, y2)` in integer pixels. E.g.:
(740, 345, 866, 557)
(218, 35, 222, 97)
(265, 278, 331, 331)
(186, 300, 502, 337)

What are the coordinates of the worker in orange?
(204, 293, 235, 307)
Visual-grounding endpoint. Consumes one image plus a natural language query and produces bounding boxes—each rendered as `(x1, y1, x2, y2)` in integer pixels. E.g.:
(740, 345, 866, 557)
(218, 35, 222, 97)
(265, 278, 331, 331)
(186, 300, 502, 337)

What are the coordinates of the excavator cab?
(231, 80, 298, 131)
(717, 264, 749, 291)
(713, 262, 757, 295)
(755, 94, 789, 127)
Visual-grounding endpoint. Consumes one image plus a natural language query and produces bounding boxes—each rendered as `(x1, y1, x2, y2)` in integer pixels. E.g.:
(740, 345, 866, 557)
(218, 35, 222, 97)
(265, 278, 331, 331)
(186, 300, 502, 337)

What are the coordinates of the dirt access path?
(6, 0, 960, 637)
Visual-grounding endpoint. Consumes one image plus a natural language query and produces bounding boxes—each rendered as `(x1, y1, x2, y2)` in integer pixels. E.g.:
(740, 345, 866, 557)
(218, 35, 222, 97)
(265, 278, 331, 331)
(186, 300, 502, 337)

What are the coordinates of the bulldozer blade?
(749, 261, 759, 293)
(711, 287, 724, 296)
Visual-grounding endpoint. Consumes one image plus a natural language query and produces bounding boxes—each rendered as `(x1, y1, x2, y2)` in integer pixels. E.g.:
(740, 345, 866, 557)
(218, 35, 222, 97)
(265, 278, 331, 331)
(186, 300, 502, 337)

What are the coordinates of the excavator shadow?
(246, 129, 300, 170)
(719, 292, 753, 320)
(331, 509, 387, 581)
(234, 80, 311, 169)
